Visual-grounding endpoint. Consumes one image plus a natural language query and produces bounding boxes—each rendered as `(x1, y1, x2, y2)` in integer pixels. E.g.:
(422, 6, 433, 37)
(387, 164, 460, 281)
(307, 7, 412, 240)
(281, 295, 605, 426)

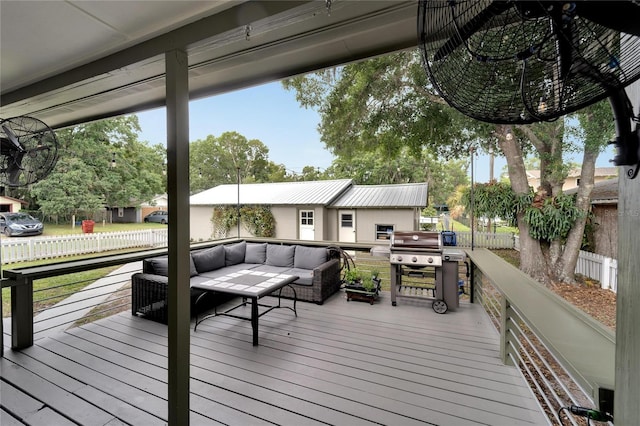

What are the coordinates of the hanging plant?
(463, 183, 582, 241)
(211, 206, 238, 238)
(240, 205, 276, 237)
(211, 205, 275, 238)
(523, 193, 584, 241)
(462, 181, 521, 226)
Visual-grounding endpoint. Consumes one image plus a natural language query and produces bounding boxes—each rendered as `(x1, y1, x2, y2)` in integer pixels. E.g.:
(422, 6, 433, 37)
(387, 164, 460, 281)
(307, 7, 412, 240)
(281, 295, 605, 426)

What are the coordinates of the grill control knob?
(428, 257, 434, 263)
(396, 256, 403, 262)
(412, 256, 417, 263)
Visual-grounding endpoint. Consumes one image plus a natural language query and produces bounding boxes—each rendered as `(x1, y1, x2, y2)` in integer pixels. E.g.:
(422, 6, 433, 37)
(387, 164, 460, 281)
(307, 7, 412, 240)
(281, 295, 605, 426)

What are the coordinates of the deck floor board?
(2, 291, 548, 425)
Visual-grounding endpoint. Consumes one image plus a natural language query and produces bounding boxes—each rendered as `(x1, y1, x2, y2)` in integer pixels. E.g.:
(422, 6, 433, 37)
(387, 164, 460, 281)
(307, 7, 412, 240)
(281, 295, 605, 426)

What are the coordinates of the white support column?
(615, 81, 640, 424)
(165, 48, 191, 426)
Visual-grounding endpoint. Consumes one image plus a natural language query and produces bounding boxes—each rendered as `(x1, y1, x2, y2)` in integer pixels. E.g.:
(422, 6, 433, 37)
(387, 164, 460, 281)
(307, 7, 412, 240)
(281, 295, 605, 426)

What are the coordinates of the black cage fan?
(418, 1, 640, 173)
(0, 116, 59, 187)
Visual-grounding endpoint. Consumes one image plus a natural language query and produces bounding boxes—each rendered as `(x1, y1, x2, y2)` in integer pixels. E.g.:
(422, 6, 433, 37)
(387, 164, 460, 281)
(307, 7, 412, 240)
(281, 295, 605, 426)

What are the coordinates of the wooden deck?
(1, 291, 547, 425)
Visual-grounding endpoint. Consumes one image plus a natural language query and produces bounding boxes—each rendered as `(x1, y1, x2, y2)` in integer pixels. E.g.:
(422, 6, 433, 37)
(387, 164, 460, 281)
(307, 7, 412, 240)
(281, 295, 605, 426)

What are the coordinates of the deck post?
(499, 297, 513, 366)
(615, 82, 640, 424)
(11, 277, 33, 349)
(166, 48, 191, 426)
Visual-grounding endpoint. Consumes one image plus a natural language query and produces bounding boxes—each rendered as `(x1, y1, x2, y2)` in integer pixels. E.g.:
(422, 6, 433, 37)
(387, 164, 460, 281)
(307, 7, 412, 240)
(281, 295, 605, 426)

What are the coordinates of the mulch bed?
(553, 277, 616, 330)
(492, 249, 616, 330)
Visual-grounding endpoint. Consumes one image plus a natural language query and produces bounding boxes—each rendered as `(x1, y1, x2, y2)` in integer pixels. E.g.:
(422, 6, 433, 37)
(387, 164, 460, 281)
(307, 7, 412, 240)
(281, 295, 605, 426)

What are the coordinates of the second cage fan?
(0, 115, 59, 187)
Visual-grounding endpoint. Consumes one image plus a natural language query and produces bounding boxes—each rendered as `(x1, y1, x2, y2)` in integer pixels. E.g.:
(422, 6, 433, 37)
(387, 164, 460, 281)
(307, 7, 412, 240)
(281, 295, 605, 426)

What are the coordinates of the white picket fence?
(454, 231, 515, 249)
(575, 250, 618, 292)
(0, 229, 168, 264)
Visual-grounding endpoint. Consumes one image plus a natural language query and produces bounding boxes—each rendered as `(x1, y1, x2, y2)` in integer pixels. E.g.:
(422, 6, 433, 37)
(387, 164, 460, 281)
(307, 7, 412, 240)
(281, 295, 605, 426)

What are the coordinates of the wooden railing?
(467, 248, 615, 423)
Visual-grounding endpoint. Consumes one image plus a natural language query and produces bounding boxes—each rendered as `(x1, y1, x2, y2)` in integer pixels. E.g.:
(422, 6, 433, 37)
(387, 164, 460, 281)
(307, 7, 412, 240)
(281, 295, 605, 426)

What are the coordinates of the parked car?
(144, 210, 168, 224)
(0, 212, 44, 237)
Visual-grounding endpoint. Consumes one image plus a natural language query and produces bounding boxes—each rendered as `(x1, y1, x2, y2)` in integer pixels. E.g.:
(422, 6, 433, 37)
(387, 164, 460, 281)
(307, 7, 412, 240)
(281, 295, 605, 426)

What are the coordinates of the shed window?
(300, 210, 314, 226)
(376, 224, 394, 240)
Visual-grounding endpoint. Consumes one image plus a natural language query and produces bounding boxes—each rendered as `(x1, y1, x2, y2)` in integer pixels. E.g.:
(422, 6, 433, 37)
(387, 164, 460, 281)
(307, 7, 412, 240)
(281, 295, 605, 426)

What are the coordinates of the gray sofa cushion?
(245, 242, 267, 264)
(148, 257, 169, 276)
(287, 268, 315, 286)
(192, 245, 225, 273)
(224, 241, 246, 266)
(294, 246, 327, 270)
(266, 244, 295, 267)
(147, 256, 197, 277)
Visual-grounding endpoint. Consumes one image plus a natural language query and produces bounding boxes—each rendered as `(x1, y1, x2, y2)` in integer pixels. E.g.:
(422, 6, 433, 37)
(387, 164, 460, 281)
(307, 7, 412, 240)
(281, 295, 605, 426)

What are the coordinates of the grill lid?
(390, 231, 442, 250)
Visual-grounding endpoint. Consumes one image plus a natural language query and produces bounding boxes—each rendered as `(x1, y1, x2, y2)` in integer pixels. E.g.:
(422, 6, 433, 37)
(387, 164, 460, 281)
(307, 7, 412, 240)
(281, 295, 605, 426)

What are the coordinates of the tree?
(284, 51, 614, 286)
(30, 116, 165, 221)
(324, 148, 468, 207)
(283, 52, 479, 160)
(468, 99, 614, 285)
(190, 131, 280, 193)
(283, 51, 475, 206)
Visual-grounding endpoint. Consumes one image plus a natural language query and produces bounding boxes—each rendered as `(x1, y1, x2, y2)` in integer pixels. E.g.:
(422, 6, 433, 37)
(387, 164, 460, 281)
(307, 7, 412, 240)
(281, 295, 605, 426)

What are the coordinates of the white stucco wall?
(325, 208, 417, 242)
(353, 208, 418, 243)
(190, 206, 214, 242)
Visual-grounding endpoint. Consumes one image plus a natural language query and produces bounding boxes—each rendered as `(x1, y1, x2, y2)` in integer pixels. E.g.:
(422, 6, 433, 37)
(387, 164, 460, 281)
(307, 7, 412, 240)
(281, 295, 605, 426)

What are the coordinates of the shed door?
(299, 210, 315, 240)
(339, 210, 356, 242)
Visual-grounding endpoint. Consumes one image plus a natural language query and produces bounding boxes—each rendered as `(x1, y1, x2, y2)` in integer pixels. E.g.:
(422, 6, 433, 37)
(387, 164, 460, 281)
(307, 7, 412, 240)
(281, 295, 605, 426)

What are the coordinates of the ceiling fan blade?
(1, 124, 25, 152)
(575, 2, 640, 36)
(433, 1, 512, 61)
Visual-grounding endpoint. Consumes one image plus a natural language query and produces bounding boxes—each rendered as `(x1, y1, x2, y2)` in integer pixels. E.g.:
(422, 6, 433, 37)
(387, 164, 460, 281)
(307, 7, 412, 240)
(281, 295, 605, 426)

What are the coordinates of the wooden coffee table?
(192, 269, 299, 345)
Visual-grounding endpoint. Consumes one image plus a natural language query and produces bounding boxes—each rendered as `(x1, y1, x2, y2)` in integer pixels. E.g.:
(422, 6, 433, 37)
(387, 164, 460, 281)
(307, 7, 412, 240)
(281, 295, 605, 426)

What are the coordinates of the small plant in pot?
(344, 268, 381, 305)
(343, 268, 364, 287)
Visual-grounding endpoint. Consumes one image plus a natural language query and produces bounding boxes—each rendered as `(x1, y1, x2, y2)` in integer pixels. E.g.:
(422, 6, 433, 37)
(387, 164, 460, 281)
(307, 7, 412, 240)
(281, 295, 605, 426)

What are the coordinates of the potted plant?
(344, 268, 381, 305)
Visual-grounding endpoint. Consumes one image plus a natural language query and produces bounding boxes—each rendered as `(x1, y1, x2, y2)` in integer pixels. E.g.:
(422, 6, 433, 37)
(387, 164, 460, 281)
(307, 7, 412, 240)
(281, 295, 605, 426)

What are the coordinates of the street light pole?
(470, 146, 475, 251)
(236, 167, 241, 238)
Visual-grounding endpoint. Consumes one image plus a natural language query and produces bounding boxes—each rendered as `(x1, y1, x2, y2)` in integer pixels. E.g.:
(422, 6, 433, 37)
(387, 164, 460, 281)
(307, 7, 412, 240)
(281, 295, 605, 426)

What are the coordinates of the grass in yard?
(449, 219, 518, 234)
(2, 265, 121, 318)
(41, 222, 165, 236)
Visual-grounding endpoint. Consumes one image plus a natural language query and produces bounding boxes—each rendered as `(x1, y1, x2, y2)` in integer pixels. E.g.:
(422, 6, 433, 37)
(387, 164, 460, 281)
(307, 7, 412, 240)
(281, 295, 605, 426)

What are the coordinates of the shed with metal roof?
(189, 180, 428, 243)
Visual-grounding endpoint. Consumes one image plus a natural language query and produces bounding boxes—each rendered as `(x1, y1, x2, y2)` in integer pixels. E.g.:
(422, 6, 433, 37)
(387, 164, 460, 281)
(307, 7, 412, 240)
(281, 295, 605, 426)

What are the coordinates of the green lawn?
(449, 219, 518, 234)
(42, 221, 166, 236)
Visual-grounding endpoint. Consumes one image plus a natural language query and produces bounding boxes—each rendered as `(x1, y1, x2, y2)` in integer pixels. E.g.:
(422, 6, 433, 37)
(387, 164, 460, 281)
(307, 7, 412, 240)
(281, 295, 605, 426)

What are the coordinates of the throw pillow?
(245, 242, 267, 264)
(265, 244, 295, 267)
(149, 257, 169, 276)
(224, 241, 246, 266)
(192, 245, 225, 273)
(189, 255, 198, 277)
(293, 245, 327, 270)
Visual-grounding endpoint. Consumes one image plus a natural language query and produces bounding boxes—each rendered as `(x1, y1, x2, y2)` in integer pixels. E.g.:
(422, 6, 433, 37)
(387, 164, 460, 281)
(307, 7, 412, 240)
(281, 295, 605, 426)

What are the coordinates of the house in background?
(566, 178, 618, 259)
(140, 194, 168, 221)
(0, 195, 28, 213)
(526, 167, 618, 191)
(189, 179, 428, 243)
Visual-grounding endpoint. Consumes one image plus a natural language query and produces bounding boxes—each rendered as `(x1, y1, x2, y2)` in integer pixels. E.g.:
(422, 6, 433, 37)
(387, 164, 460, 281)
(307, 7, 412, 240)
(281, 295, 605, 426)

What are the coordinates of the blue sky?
(136, 81, 616, 183)
(136, 81, 333, 175)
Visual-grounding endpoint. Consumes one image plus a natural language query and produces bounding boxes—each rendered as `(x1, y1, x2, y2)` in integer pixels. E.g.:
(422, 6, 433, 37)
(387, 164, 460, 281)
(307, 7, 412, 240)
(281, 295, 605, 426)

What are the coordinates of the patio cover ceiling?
(1, 0, 423, 129)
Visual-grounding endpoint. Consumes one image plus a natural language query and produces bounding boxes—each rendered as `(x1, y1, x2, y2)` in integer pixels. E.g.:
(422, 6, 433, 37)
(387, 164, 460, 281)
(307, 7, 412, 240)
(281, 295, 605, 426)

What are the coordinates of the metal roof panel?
(190, 179, 353, 206)
(328, 183, 428, 208)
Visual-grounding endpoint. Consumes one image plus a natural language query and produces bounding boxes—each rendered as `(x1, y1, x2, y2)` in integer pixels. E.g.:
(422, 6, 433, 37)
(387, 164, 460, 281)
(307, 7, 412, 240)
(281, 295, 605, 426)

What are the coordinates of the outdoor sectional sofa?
(131, 240, 341, 324)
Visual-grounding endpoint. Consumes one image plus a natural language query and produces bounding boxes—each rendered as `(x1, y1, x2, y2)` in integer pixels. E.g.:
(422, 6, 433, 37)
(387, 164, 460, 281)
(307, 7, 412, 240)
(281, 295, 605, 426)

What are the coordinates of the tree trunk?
(498, 129, 552, 286)
(556, 149, 598, 283)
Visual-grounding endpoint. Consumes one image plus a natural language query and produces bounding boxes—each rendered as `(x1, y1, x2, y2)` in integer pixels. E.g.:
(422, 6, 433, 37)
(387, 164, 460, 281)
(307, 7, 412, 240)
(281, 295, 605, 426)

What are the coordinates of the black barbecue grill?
(389, 231, 464, 313)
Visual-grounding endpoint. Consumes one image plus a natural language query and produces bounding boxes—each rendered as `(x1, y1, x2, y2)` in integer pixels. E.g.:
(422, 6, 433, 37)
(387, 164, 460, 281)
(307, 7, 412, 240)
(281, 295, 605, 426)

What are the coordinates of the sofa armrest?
(131, 273, 169, 324)
(311, 258, 341, 303)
